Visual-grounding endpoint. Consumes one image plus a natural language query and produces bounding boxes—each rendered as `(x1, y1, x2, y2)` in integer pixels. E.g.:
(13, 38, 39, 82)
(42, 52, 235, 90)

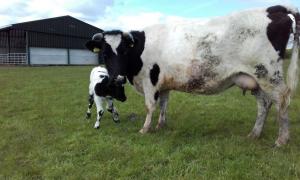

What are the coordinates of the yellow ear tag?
(93, 47, 100, 53)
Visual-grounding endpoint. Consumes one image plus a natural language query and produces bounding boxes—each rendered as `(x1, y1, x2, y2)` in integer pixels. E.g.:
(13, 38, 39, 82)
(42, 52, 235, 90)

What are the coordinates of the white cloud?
(0, 0, 113, 26)
(90, 12, 209, 31)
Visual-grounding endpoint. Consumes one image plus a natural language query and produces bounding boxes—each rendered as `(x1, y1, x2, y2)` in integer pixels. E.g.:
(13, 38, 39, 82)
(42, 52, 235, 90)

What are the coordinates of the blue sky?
(0, 0, 300, 30)
(110, 0, 300, 17)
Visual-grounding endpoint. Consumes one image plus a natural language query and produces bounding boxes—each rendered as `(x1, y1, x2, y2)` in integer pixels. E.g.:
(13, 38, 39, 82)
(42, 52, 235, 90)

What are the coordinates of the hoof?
(94, 121, 100, 129)
(155, 123, 166, 130)
(113, 119, 120, 124)
(86, 112, 91, 119)
(139, 127, 150, 134)
(107, 108, 113, 113)
(247, 131, 260, 139)
(274, 137, 289, 147)
(112, 113, 119, 123)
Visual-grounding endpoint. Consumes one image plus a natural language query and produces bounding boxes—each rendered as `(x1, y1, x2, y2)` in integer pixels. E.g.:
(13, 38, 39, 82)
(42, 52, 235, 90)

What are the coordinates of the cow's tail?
(287, 9, 300, 96)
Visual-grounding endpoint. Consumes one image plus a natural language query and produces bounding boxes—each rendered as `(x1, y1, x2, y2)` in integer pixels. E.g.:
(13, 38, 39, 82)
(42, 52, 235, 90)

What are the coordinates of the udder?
(233, 73, 258, 94)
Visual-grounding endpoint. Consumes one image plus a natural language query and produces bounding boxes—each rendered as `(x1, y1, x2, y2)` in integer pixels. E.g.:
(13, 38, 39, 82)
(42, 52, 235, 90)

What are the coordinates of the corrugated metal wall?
(29, 47, 98, 65)
(28, 31, 89, 49)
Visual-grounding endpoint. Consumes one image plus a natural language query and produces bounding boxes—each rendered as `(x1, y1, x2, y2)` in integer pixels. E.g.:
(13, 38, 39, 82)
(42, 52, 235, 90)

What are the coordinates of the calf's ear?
(85, 40, 102, 53)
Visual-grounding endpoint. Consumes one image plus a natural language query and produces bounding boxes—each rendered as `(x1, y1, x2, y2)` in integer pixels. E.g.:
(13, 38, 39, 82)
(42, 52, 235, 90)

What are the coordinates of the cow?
(86, 66, 126, 128)
(86, 5, 300, 146)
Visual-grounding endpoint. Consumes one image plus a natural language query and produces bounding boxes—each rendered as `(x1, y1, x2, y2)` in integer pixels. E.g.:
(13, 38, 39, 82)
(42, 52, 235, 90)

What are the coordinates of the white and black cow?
(86, 66, 126, 128)
(86, 5, 300, 146)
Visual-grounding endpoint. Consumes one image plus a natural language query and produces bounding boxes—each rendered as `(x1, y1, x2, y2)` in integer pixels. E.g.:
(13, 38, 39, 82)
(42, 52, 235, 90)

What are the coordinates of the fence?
(0, 53, 27, 65)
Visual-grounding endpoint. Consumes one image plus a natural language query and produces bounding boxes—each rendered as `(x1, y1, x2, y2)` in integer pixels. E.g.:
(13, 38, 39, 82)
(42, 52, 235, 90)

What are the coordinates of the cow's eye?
(100, 75, 105, 78)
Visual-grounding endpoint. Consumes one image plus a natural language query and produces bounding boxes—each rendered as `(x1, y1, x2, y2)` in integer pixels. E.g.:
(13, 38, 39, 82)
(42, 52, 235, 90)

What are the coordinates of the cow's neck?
(125, 31, 145, 85)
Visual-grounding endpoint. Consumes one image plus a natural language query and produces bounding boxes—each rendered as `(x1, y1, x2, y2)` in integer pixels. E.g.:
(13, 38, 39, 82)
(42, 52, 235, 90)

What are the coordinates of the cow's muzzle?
(115, 75, 127, 86)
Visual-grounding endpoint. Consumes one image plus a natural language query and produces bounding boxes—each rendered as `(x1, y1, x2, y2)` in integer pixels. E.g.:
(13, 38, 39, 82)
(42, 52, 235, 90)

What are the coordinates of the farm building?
(0, 15, 102, 65)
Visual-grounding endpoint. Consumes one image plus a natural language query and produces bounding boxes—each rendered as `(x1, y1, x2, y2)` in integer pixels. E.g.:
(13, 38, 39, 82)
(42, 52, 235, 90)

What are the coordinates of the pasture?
(0, 65, 300, 179)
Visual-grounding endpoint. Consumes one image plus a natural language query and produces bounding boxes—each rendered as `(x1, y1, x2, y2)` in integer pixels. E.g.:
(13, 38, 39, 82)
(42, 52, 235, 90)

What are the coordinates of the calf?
(86, 66, 126, 128)
(86, 5, 300, 146)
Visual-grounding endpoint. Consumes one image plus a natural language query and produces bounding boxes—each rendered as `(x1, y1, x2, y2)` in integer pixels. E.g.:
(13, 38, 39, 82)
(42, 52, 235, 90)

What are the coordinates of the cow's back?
(136, 6, 295, 94)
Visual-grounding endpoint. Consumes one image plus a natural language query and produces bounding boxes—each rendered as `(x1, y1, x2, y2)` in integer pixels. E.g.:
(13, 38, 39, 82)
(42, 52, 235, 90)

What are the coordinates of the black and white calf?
(86, 5, 300, 146)
(86, 66, 125, 128)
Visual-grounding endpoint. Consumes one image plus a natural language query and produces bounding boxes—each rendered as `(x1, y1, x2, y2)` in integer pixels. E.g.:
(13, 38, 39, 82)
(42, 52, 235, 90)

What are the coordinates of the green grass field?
(0, 66, 300, 179)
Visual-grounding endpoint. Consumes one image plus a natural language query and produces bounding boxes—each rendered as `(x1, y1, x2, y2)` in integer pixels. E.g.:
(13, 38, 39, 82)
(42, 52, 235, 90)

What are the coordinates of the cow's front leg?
(156, 91, 170, 130)
(94, 96, 105, 129)
(106, 97, 120, 123)
(139, 92, 157, 134)
(248, 89, 272, 139)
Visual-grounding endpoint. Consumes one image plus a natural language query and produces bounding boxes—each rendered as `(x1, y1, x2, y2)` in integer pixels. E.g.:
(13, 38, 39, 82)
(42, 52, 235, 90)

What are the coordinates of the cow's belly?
(160, 58, 235, 94)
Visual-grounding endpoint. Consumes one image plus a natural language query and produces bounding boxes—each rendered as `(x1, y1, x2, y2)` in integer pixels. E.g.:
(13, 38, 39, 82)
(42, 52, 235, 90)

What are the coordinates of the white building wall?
(69, 49, 98, 65)
(30, 47, 67, 65)
(29, 47, 98, 65)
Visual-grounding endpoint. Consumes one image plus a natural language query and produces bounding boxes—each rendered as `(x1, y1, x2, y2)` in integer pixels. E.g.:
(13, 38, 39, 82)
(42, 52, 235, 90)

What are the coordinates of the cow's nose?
(115, 75, 126, 85)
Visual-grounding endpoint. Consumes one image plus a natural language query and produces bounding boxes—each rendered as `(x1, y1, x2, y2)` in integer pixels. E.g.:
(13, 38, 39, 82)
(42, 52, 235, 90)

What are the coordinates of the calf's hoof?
(86, 112, 91, 119)
(112, 113, 120, 123)
(94, 121, 100, 129)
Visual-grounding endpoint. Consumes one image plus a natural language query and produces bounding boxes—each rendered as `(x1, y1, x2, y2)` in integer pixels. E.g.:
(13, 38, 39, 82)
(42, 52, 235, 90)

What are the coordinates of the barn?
(0, 15, 102, 65)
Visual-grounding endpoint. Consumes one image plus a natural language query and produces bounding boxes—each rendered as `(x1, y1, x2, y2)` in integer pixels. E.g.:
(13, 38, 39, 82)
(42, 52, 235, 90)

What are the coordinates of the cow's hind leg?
(273, 85, 291, 147)
(259, 82, 291, 146)
(156, 91, 170, 130)
(86, 94, 94, 119)
(248, 89, 272, 139)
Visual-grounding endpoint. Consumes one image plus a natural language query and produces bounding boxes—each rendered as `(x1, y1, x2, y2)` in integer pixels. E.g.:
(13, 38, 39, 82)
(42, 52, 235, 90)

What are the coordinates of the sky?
(0, 0, 300, 30)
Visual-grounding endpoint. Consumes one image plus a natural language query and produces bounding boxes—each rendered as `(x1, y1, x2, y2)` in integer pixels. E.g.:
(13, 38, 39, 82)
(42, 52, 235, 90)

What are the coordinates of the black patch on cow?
(266, 5, 293, 58)
(267, 5, 288, 14)
(150, 64, 160, 86)
(270, 70, 283, 85)
(125, 31, 145, 85)
(154, 91, 159, 101)
(255, 64, 268, 78)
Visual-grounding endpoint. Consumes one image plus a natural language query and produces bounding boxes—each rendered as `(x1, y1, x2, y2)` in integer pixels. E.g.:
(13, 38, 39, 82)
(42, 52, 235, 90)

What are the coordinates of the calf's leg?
(86, 94, 94, 119)
(94, 95, 105, 129)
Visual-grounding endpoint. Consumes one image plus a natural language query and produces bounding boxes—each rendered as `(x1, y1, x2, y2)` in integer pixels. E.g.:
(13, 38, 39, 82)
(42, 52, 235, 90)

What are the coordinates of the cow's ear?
(85, 40, 102, 53)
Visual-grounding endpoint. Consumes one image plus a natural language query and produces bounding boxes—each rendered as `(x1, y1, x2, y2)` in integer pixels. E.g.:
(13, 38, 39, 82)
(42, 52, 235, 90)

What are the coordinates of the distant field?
(0, 66, 300, 179)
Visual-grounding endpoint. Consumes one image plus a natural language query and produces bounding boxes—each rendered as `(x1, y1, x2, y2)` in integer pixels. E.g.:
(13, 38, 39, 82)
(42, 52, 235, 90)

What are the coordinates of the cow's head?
(86, 30, 135, 86)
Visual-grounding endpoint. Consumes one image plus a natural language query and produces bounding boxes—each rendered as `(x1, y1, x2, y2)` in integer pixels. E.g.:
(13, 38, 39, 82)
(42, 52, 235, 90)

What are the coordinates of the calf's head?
(86, 30, 135, 86)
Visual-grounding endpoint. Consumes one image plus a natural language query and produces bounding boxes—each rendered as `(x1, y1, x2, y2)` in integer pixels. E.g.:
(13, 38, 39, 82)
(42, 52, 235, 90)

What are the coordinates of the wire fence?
(0, 53, 27, 65)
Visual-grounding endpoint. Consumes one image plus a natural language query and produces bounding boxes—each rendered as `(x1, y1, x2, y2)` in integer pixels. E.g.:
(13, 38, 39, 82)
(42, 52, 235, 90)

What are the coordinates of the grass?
(0, 65, 300, 179)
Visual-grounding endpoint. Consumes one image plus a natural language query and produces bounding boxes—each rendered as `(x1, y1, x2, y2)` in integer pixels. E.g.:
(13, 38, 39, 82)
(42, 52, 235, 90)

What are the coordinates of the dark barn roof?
(0, 15, 103, 49)
(3, 15, 102, 38)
